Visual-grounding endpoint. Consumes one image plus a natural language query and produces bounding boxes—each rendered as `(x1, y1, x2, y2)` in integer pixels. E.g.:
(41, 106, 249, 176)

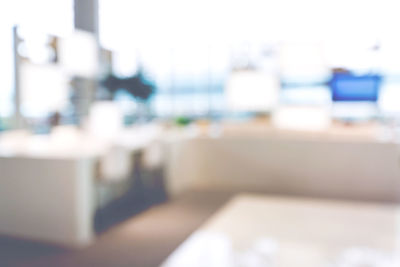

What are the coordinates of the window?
(99, 0, 400, 117)
(0, 0, 73, 126)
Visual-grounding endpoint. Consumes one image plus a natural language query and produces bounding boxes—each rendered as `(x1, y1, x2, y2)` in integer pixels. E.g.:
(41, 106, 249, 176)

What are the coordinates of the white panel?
(58, 30, 97, 77)
(20, 63, 68, 117)
(225, 71, 279, 112)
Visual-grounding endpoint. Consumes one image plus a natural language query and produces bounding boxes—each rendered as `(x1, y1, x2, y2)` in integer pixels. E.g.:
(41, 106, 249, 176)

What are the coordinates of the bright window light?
(0, 0, 73, 120)
(99, 0, 400, 116)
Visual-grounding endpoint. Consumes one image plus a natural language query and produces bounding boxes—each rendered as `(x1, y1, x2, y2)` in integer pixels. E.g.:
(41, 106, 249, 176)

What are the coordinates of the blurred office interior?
(2, 0, 400, 266)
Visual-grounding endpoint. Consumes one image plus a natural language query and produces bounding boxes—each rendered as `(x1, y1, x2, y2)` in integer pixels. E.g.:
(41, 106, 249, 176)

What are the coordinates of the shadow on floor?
(94, 170, 168, 234)
(0, 189, 235, 267)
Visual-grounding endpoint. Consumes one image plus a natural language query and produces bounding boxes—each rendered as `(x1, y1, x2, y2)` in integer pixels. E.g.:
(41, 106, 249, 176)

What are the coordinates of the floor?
(0, 190, 235, 267)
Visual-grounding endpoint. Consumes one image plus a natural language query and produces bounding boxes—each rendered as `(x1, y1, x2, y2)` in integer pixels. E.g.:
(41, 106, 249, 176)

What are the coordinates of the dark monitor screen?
(330, 74, 381, 102)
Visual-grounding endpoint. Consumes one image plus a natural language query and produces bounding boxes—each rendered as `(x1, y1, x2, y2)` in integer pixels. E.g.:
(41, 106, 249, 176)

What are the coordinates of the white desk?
(0, 130, 101, 247)
(0, 124, 163, 247)
(165, 121, 400, 202)
(162, 194, 400, 267)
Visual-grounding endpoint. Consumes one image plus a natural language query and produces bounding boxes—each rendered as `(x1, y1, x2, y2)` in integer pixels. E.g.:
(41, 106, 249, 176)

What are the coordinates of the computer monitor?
(330, 73, 382, 121)
(330, 73, 382, 102)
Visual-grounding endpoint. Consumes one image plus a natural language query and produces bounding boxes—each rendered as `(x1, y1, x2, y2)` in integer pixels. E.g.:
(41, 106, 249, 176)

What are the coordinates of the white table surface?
(161, 194, 400, 267)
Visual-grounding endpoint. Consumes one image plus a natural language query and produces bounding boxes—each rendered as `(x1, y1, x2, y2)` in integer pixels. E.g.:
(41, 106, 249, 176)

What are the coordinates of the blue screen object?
(330, 74, 381, 102)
